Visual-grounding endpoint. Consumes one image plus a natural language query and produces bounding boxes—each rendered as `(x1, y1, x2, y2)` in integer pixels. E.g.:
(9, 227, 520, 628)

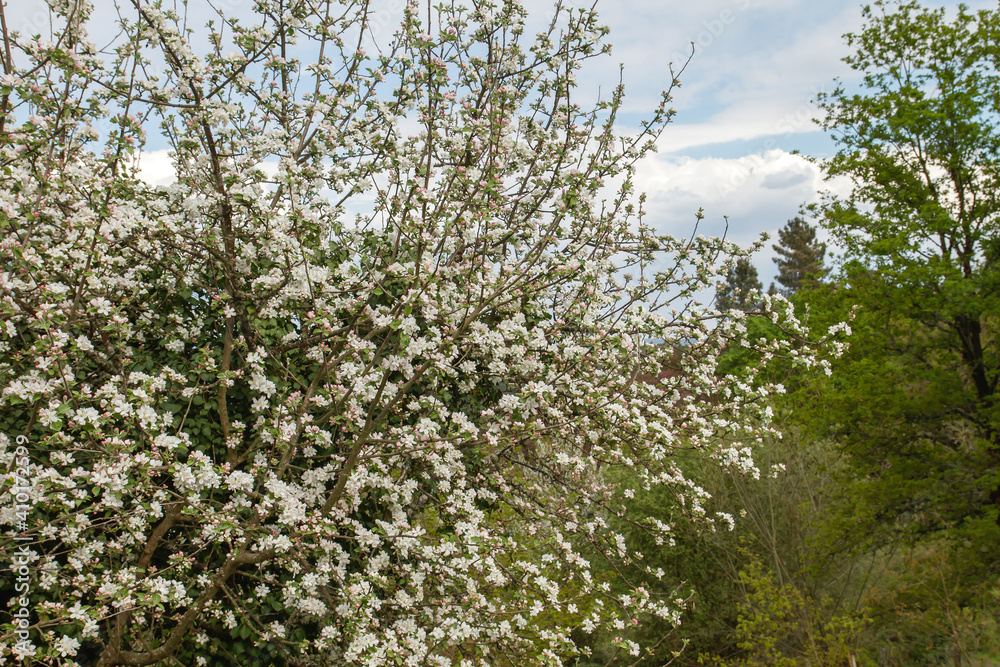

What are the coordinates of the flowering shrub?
(0, 1, 839, 665)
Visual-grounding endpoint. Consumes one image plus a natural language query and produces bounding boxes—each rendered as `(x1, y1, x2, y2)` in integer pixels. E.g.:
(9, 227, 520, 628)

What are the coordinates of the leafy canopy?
(807, 0, 1000, 570)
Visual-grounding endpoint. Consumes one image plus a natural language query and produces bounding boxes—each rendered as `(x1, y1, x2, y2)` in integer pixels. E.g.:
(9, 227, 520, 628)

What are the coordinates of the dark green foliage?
(569, 461, 747, 666)
(715, 316, 785, 380)
(716, 258, 763, 313)
(771, 217, 826, 295)
(569, 427, 874, 666)
(797, 276, 999, 545)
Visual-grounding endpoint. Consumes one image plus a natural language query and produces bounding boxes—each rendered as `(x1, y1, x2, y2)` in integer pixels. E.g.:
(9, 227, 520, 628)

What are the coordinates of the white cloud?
(633, 149, 851, 283)
(656, 99, 823, 154)
(137, 150, 177, 187)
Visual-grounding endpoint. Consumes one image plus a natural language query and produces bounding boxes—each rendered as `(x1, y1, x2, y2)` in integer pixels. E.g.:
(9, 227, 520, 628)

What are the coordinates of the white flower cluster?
(0, 0, 846, 664)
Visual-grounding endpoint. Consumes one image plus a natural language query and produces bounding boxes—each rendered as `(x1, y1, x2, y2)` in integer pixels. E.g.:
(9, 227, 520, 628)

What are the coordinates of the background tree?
(796, 0, 1000, 658)
(771, 217, 826, 296)
(0, 1, 833, 666)
(716, 258, 763, 313)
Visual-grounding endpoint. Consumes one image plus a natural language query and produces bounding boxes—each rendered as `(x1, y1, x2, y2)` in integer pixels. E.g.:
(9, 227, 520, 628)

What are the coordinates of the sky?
(7, 0, 986, 286)
(569, 0, 990, 287)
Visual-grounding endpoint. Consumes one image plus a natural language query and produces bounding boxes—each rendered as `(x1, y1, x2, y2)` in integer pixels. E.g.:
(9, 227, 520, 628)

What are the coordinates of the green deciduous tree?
(771, 217, 826, 296)
(804, 0, 1000, 628)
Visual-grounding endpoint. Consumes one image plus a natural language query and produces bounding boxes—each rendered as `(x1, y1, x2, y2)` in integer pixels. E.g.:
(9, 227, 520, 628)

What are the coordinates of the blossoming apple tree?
(0, 0, 840, 665)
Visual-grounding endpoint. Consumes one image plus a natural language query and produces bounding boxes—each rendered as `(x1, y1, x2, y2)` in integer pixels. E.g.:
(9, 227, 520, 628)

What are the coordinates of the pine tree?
(772, 217, 827, 294)
(716, 257, 763, 312)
